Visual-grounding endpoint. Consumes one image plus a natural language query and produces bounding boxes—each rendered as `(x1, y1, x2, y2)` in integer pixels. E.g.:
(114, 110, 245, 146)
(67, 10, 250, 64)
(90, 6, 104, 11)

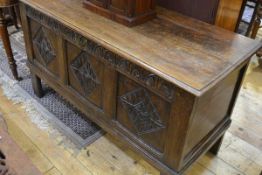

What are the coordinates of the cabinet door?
(135, 0, 155, 15)
(108, 0, 129, 16)
(215, 0, 243, 31)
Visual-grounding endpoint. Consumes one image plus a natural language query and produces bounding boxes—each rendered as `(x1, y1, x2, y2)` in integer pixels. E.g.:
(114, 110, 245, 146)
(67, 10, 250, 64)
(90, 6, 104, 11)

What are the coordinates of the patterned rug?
(0, 28, 103, 148)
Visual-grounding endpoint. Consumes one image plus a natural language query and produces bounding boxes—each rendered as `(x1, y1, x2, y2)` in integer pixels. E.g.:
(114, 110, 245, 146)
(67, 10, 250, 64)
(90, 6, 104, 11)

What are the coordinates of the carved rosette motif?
(33, 27, 56, 66)
(120, 88, 165, 135)
(71, 52, 100, 96)
(26, 6, 175, 100)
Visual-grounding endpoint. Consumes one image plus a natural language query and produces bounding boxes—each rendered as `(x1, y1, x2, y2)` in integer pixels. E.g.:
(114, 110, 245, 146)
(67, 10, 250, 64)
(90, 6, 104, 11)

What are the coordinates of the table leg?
(0, 8, 21, 81)
(14, 5, 21, 27)
(31, 73, 44, 98)
(258, 57, 262, 67)
(209, 134, 224, 155)
(9, 6, 19, 29)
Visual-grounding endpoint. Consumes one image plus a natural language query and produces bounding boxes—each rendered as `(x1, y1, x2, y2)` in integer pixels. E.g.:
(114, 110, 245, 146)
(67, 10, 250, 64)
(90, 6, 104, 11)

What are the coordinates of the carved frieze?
(120, 88, 165, 135)
(33, 27, 56, 66)
(26, 6, 175, 100)
(71, 51, 100, 96)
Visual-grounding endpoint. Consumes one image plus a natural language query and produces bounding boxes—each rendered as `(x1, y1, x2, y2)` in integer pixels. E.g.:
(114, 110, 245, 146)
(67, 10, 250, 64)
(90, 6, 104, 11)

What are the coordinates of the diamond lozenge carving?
(70, 51, 100, 96)
(33, 27, 56, 65)
(120, 88, 165, 135)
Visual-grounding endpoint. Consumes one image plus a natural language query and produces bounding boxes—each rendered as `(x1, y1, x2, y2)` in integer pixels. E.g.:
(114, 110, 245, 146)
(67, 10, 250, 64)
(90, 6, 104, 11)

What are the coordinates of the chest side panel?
(183, 63, 248, 167)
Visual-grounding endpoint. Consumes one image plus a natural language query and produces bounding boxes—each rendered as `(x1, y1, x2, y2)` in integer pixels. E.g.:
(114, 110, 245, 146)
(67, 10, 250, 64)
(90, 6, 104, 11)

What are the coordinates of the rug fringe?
(0, 70, 50, 130)
(0, 69, 81, 154)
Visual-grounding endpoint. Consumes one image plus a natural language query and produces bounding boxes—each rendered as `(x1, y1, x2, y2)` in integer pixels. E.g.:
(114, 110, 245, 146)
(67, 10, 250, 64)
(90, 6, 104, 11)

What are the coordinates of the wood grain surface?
(0, 125, 42, 175)
(19, 0, 262, 96)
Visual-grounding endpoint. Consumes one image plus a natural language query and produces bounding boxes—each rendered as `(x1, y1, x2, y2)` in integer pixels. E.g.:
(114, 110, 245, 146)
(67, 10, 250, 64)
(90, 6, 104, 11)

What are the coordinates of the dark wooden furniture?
(235, 0, 262, 66)
(235, 0, 259, 36)
(8, 4, 20, 29)
(0, 119, 42, 175)
(215, 0, 245, 31)
(0, 0, 21, 80)
(250, 0, 262, 38)
(19, 0, 262, 174)
(157, 0, 220, 24)
(156, 0, 244, 32)
(83, 0, 156, 27)
(251, 1, 262, 66)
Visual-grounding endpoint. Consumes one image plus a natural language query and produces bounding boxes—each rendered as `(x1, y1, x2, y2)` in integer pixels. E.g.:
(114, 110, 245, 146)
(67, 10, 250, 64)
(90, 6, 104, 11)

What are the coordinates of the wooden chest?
(19, 0, 261, 174)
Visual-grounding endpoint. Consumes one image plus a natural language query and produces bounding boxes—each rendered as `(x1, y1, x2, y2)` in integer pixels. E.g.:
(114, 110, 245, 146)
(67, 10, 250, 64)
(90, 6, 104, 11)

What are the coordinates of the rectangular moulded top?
(21, 0, 262, 96)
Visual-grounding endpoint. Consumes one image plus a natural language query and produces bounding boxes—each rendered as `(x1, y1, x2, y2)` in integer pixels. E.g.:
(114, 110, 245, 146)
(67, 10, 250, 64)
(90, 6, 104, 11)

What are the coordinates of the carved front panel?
(30, 20, 60, 77)
(33, 28, 55, 66)
(70, 51, 100, 96)
(67, 42, 104, 108)
(116, 74, 170, 156)
(120, 88, 165, 135)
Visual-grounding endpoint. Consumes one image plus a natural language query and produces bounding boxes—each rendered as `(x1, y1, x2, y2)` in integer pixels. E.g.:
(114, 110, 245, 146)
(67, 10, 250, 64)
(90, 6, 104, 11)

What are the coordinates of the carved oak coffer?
(19, 0, 262, 174)
(83, 0, 156, 26)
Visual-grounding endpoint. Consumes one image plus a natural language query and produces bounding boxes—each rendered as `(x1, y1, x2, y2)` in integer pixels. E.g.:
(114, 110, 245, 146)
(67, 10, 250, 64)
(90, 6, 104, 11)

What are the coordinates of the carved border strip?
(25, 5, 175, 100)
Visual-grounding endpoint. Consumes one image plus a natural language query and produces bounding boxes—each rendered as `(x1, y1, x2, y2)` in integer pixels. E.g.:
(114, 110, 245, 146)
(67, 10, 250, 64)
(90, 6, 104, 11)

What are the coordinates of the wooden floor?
(0, 59, 261, 175)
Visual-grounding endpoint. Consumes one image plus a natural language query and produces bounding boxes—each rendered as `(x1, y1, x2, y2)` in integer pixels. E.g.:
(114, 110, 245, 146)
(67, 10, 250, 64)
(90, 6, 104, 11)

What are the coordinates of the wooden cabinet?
(157, 0, 220, 24)
(85, 0, 244, 30)
(84, 0, 244, 30)
(215, 0, 244, 31)
(157, 0, 244, 31)
(83, 0, 156, 26)
(19, 0, 261, 174)
(109, 0, 128, 15)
